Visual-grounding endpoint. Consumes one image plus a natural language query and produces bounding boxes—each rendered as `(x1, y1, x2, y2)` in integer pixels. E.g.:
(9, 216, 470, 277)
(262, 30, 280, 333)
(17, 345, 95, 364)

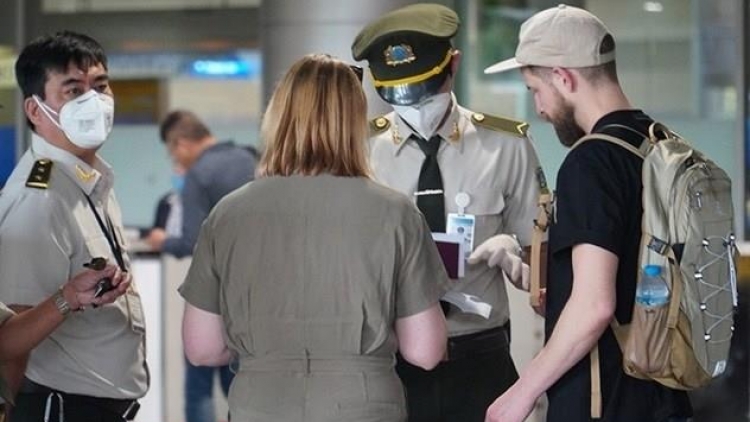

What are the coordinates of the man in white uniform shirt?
(0, 31, 148, 422)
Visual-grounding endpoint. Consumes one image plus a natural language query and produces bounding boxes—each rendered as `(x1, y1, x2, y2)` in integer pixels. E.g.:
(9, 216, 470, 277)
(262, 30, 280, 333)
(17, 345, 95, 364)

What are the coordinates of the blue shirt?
(162, 141, 256, 258)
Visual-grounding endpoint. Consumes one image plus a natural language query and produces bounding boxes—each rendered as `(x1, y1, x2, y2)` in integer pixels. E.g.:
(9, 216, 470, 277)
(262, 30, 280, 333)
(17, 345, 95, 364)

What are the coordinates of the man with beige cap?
(483, 4, 692, 422)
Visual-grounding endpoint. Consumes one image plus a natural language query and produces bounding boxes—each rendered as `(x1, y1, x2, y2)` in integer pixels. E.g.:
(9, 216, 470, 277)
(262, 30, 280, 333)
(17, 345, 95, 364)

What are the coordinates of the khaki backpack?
(531, 122, 738, 418)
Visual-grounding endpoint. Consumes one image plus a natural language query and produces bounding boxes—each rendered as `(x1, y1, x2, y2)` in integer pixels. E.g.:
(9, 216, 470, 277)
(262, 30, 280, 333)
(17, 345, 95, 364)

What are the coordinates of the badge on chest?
(446, 192, 475, 260)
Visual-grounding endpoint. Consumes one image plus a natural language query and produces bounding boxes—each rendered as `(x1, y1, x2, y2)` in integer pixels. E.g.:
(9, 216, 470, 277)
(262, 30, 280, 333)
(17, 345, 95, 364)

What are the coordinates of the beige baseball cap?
(484, 4, 615, 74)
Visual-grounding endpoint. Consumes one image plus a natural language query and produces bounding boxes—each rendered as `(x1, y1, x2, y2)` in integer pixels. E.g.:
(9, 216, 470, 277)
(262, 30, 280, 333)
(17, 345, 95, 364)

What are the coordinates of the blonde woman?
(179, 54, 448, 422)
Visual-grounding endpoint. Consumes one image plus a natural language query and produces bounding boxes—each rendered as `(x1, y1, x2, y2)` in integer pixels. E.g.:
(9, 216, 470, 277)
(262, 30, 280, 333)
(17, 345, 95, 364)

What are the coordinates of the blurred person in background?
(179, 54, 448, 422)
(146, 111, 255, 422)
(140, 164, 184, 240)
(145, 110, 256, 258)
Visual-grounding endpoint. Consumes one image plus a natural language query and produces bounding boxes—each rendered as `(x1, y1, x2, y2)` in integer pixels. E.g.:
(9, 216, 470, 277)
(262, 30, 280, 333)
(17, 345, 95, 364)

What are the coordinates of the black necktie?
(413, 134, 445, 233)
(413, 134, 451, 316)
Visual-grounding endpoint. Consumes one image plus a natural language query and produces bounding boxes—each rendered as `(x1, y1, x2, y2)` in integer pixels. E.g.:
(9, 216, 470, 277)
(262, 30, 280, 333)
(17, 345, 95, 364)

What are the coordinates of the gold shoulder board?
(26, 159, 53, 189)
(471, 112, 529, 138)
(369, 116, 391, 136)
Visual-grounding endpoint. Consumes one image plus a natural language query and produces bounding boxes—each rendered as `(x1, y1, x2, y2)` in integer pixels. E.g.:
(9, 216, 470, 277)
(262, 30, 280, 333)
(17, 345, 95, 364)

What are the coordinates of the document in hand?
(432, 233, 465, 279)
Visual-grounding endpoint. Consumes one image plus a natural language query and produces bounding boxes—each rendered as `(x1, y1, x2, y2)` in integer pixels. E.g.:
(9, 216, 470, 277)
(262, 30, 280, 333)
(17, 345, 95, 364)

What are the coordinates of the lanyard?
(84, 193, 127, 271)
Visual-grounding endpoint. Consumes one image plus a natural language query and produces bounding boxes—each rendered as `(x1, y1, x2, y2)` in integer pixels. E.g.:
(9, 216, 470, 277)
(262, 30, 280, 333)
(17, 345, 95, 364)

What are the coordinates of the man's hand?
(145, 228, 167, 252)
(62, 264, 131, 310)
(468, 234, 530, 291)
(485, 382, 537, 422)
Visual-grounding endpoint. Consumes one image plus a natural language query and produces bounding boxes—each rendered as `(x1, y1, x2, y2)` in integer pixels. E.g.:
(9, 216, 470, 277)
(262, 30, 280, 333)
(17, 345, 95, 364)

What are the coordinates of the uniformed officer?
(352, 4, 544, 421)
(0, 31, 148, 422)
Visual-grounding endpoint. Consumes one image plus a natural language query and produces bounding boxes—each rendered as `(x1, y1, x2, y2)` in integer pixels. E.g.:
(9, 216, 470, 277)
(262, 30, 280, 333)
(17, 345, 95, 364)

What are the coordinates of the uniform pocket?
(83, 232, 113, 260)
(467, 192, 506, 245)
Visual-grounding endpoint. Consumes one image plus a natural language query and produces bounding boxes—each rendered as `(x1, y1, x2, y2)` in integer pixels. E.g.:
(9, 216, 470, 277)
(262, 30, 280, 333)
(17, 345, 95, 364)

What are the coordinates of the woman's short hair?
(258, 54, 369, 178)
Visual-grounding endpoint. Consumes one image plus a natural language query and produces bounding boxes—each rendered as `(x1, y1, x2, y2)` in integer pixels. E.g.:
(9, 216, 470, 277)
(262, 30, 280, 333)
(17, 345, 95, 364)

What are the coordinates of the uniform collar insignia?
(447, 121, 460, 143)
(75, 164, 97, 183)
(391, 124, 403, 145)
(388, 116, 411, 156)
(384, 44, 416, 67)
(436, 101, 465, 150)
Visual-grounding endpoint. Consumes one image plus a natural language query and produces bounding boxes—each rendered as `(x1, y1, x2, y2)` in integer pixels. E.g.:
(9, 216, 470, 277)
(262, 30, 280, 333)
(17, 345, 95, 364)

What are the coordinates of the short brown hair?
(258, 54, 369, 178)
(159, 110, 212, 143)
(527, 60, 619, 86)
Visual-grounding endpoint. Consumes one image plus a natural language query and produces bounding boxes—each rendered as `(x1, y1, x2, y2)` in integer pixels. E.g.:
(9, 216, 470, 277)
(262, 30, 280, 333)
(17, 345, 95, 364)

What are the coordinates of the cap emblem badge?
(384, 44, 416, 67)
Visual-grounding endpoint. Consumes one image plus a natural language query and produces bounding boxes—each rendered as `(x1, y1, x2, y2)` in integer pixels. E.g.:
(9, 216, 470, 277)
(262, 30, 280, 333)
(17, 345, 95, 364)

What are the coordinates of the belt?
(19, 379, 140, 420)
(240, 353, 393, 375)
(447, 324, 510, 361)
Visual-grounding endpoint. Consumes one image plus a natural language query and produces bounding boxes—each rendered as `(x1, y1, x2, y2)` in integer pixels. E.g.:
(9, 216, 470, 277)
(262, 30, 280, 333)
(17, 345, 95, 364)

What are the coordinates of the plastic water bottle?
(635, 265, 670, 307)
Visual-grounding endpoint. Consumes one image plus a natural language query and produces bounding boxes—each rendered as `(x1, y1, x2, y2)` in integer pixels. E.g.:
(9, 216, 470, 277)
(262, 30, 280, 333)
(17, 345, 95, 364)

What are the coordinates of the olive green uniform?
(180, 175, 449, 422)
(0, 134, 148, 399)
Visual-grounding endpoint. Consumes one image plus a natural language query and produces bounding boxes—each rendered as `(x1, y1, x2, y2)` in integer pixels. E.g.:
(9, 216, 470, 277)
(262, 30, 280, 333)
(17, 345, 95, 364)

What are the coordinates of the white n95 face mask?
(34, 89, 115, 149)
(392, 92, 452, 140)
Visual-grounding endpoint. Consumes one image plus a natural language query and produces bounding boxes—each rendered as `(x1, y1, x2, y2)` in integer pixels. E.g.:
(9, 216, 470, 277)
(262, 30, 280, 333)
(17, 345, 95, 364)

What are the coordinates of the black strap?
(412, 134, 446, 232)
(84, 194, 127, 271)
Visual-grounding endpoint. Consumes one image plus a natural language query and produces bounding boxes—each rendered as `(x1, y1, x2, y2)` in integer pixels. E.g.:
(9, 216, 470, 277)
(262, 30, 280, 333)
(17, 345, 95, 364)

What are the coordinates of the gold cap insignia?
(384, 44, 416, 67)
(26, 159, 53, 189)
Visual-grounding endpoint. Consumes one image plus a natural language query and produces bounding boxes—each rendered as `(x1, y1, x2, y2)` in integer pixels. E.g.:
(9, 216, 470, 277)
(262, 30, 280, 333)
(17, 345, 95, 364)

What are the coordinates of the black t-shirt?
(545, 110, 693, 422)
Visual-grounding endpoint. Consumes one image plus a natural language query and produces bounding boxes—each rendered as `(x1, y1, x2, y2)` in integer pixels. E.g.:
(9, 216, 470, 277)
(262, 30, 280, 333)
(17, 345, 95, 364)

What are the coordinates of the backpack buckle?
(647, 236, 669, 255)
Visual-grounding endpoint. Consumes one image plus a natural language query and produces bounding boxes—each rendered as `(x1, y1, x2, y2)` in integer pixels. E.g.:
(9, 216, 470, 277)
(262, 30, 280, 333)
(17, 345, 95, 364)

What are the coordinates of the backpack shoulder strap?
(529, 188, 551, 308)
(590, 321, 629, 419)
(530, 167, 552, 308)
(573, 133, 646, 159)
(590, 345, 603, 419)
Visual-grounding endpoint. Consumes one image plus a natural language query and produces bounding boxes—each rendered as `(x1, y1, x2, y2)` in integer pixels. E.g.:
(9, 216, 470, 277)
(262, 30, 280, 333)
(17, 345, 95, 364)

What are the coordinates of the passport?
(431, 233, 464, 279)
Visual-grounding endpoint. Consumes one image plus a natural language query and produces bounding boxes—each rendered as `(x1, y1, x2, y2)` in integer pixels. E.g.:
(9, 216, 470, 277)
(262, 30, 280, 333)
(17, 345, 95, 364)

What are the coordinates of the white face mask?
(34, 89, 115, 149)
(392, 92, 452, 140)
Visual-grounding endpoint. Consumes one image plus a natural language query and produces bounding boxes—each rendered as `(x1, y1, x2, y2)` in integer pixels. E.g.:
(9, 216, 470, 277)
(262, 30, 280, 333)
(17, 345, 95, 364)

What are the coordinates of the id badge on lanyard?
(446, 192, 475, 260)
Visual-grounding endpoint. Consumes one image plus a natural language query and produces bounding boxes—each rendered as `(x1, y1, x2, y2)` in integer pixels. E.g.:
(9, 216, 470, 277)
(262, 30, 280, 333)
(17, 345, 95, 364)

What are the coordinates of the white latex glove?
(468, 234, 530, 291)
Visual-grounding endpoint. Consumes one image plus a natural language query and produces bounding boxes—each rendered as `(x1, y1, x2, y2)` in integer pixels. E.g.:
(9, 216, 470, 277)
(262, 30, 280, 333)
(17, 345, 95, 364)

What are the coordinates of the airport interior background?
(0, 0, 747, 421)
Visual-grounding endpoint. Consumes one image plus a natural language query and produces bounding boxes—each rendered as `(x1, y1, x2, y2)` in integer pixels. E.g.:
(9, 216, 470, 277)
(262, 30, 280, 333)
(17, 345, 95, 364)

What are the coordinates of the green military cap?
(351, 3, 459, 106)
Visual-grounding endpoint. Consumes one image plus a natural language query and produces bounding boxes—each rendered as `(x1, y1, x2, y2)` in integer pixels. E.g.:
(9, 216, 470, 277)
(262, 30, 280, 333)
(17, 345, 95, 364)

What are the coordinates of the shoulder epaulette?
(471, 112, 529, 138)
(369, 116, 391, 136)
(26, 159, 53, 189)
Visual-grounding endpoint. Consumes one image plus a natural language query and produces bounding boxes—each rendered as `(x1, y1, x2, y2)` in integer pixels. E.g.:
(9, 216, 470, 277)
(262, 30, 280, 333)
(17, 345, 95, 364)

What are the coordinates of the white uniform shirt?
(368, 101, 542, 336)
(0, 134, 148, 399)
